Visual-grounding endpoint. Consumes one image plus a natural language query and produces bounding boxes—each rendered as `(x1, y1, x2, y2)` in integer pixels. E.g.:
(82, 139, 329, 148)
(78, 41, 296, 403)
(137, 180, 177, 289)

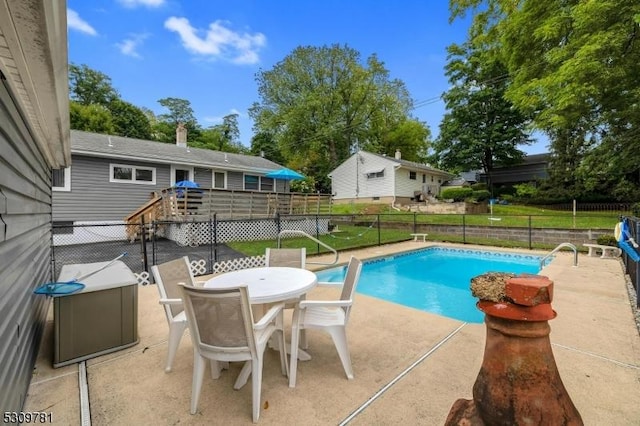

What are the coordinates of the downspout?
(390, 163, 401, 211)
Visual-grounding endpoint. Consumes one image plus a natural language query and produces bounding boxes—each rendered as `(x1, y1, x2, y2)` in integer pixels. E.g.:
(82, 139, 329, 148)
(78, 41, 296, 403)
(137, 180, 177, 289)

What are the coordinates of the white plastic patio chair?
(151, 256, 199, 372)
(265, 247, 308, 349)
(179, 284, 289, 423)
(289, 256, 363, 387)
(265, 247, 306, 269)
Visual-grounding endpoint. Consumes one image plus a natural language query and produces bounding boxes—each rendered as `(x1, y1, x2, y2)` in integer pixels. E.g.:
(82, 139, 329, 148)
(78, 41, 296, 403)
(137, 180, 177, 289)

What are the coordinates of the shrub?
(471, 189, 491, 201)
(441, 187, 473, 202)
(471, 182, 488, 191)
(632, 202, 640, 217)
(597, 234, 618, 247)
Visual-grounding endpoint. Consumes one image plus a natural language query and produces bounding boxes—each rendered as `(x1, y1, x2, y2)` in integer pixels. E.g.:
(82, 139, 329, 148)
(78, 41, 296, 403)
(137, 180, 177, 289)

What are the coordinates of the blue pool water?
(316, 247, 543, 323)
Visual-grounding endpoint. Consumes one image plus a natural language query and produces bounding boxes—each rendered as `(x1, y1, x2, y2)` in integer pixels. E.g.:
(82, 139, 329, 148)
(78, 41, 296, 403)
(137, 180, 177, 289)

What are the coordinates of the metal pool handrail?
(540, 242, 578, 269)
(277, 230, 339, 265)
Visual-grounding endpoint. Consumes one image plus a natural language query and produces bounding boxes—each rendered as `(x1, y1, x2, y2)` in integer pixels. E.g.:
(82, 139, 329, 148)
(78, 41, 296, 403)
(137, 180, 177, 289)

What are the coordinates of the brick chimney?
(176, 123, 187, 148)
(395, 149, 401, 160)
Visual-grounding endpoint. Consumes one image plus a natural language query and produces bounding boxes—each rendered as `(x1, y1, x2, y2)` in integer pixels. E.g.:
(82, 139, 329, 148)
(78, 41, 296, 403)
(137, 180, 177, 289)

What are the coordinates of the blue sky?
(66, 0, 548, 154)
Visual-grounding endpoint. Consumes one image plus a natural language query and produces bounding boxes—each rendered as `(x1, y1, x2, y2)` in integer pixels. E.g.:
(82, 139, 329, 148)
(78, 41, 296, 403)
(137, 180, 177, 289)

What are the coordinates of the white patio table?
(204, 266, 317, 388)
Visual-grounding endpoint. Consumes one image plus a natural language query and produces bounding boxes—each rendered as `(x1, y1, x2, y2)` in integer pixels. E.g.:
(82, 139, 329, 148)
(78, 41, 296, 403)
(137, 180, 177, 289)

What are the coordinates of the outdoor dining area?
(150, 249, 363, 422)
(25, 241, 640, 425)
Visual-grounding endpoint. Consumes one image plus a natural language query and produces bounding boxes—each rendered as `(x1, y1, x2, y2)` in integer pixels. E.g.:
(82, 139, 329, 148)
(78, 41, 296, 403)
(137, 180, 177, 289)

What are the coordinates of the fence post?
(529, 216, 532, 250)
(377, 214, 381, 246)
(213, 213, 218, 263)
(413, 212, 417, 233)
(140, 216, 149, 273)
(151, 221, 157, 267)
(316, 214, 320, 254)
(208, 217, 214, 274)
(462, 215, 466, 244)
(276, 212, 281, 237)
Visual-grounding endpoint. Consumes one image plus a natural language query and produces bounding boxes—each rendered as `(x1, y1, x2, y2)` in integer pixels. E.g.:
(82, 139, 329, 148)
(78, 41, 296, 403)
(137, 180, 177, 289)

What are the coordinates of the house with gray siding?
(329, 150, 452, 205)
(52, 130, 289, 225)
(0, 0, 69, 412)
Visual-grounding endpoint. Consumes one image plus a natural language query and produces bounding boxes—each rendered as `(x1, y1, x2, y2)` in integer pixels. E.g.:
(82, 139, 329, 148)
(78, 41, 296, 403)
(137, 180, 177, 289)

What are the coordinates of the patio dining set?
(151, 249, 363, 423)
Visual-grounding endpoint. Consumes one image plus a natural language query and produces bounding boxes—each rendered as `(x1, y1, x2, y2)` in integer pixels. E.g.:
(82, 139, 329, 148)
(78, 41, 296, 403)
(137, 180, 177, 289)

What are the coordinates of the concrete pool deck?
(25, 241, 640, 425)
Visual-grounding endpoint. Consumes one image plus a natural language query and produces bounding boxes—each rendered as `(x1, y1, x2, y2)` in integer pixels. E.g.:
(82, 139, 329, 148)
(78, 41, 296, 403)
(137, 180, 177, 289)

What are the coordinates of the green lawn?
(228, 224, 411, 257)
(330, 203, 620, 230)
(227, 203, 623, 257)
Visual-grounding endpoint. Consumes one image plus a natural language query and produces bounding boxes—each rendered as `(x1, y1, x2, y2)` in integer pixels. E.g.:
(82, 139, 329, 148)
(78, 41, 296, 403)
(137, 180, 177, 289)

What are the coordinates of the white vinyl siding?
(330, 152, 395, 200)
(110, 163, 156, 185)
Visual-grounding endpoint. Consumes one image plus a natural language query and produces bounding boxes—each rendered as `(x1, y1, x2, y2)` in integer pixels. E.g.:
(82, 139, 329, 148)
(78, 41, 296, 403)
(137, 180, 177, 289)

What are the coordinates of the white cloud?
(164, 17, 266, 64)
(118, 0, 165, 8)
(116, 34, 149, 58)
(67, 9, 97, 36)
(204, 109, 244, 124)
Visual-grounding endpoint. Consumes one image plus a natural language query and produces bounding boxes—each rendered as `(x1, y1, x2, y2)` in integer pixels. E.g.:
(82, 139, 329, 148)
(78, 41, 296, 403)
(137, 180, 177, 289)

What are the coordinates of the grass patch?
(228, 224, 411, 257)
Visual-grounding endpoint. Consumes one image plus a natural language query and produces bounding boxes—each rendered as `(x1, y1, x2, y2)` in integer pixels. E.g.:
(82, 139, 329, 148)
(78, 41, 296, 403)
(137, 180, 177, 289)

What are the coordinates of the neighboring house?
(329, 150, 452, 205)
(0, 0, 70, 412)
(52, 130, 288, 225)
(479, 153, 550, 187)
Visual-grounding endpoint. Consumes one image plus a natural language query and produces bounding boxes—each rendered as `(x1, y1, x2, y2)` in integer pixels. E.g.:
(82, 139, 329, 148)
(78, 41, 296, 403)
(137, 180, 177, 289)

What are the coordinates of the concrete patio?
(25, 241, 640, 425)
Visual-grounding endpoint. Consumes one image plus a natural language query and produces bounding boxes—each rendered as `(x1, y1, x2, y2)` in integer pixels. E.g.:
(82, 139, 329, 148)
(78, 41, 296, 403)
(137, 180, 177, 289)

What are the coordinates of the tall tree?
(250, 132, 285, 164)
(69, 63, 119, 106)
(450, 0, 640, 199)
(69, 101, 115, 134)
(432, 41, 532, 192)
(108, 99, 152, 139)
(249, 44, 426, 191)
(157, 97, 201, 143)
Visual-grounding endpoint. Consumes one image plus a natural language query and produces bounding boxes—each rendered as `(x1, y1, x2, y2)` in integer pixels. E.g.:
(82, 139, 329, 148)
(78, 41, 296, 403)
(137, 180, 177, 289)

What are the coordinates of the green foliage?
(471, 189, 490, 201)
(449, 0, 640, 202)
(250, 132, 285, 164)
(107, 99, 151, 139)
(432, 40, 532, 192)
(596, 234, 618, 247)
(156, 97, 201, 143)
(441, 187, 473, 201)
(633, 203, 640, 217)
(69, 63, 119, 106)
(70, 101, 114, 133)
(289, 176, 316, 193)
(513, 183, 538, 199)
(249, 44, 428, 192)
(471, 182, 487, 191)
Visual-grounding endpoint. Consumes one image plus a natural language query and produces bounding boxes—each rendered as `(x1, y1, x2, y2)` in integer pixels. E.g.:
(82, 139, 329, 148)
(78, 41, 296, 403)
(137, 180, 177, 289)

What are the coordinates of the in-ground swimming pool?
(315, 246, 543, 323)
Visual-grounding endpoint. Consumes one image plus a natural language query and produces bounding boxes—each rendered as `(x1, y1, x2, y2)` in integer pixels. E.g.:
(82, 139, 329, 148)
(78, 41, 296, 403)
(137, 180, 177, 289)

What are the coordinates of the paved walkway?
(26, 241, 640, 425)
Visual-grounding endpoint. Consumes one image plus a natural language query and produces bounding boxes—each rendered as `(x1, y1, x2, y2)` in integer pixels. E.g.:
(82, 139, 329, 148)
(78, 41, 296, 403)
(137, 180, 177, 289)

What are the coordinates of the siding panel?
(0, 80, 52, 412)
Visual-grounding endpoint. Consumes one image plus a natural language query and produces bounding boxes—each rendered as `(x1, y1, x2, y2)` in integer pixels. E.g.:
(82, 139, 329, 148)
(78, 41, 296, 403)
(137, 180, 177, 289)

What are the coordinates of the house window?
(244, 174, 259, 190)
(431, 176, 434, 182)
(52, 167, 71, 191)
(213, 171, 226, 189)
(422, 174, 426, 183)
(110, 163, 156, 184)
(366, 169, 384, 179)
(409, 171, 417, 180)
(260, 177, 274, 192)
(170, 165, 194, 186)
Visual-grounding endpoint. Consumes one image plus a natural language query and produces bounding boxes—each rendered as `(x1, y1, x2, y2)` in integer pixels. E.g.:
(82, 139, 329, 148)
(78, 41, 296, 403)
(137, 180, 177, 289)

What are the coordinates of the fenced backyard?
(51, 209, 639, 307)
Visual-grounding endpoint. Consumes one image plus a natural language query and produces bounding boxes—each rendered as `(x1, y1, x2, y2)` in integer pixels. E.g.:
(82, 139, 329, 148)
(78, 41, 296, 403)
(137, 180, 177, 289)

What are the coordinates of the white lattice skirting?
(164, 218, 330, 247)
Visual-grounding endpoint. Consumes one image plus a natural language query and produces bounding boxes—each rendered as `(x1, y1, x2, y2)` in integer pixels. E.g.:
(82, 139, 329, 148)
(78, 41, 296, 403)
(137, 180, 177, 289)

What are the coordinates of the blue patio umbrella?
(265, 168, 305, 181)
(175, 180, 200, 188)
